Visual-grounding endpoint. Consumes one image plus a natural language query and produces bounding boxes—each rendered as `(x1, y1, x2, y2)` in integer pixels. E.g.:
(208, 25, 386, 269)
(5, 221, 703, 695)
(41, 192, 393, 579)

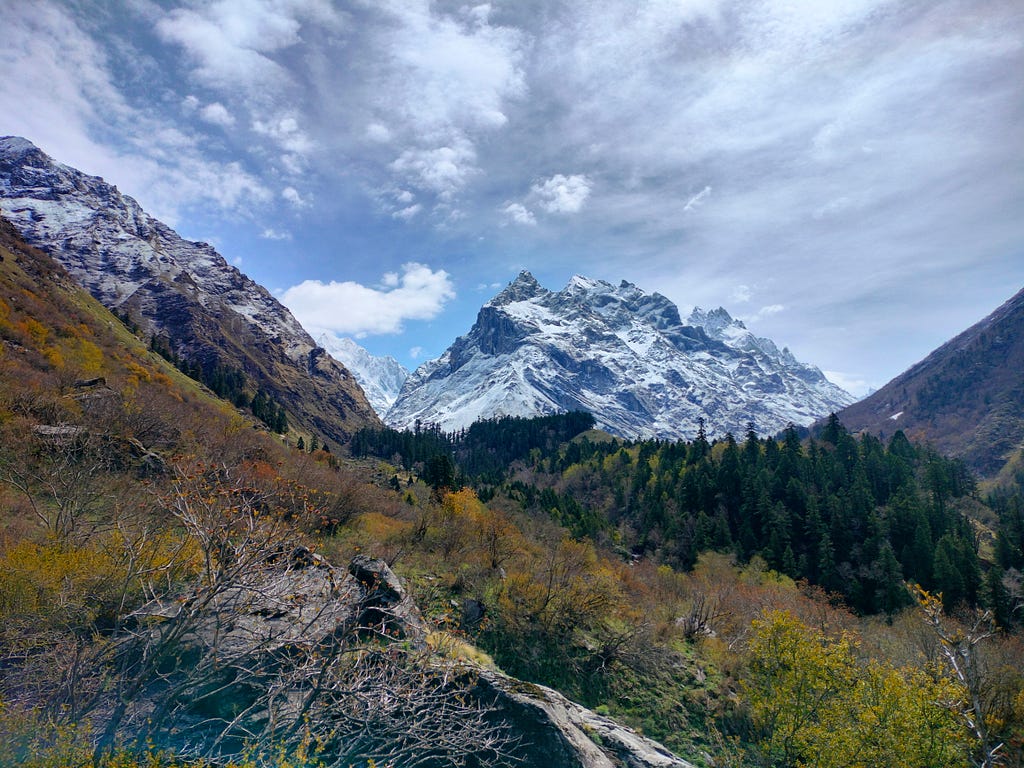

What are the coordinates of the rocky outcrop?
(478, 671, 697, 768)
(120, 549, 696, 767)
(0, 136, 379, 444)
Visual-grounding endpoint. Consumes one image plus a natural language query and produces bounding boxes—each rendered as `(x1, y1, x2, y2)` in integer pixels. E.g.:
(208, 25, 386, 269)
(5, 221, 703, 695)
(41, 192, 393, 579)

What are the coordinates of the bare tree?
(917, 586, 1004, 768)
(83, 459, 517, 767)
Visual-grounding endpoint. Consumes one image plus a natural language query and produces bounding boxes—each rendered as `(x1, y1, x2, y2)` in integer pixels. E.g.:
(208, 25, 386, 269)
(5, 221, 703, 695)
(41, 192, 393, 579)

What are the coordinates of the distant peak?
(566, 274, 601, 290)
(489, 270, 546, 305)
(688, 305, 739, 330)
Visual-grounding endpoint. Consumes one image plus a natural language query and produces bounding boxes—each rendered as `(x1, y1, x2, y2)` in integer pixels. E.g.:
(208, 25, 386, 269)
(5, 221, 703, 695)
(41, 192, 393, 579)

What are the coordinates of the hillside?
(1, 210, 1022, 767)
(836, 286, 1024, 476)
(0, 216, 703, 768)
(0, 137, 379, 446)
(388, 272, 853, 439)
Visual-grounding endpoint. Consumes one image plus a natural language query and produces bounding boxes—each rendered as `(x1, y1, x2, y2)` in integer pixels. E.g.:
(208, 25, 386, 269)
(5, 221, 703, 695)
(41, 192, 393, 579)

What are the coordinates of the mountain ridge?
(387, 270, 854, 439)
(835, 285, 1024, 475)
(0, 136, 379, 444)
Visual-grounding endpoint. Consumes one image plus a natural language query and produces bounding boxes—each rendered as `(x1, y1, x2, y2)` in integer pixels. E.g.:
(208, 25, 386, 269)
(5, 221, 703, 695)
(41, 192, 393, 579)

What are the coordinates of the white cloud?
(531, 174, 592, 214)
(393, 204, 422, 220)
(359, 2, 526, 202)
(740, 304, 787, 324)
(154, 0, 343, 98)
(366, 122, 392, 143)
(200, 101, 235, 127)
(683, 185, 712, 212)
(390, 138, 478, 200)
(731, 284, 752, 304)
(281, 186, 308, 208)
(253, 114, 313, 155)
(501, 202, 536, 225)
(231, 255, 243, 266)
(409, 346, 424, 359)
(282, 263, 456, 336)
(260, 227, 292, 240)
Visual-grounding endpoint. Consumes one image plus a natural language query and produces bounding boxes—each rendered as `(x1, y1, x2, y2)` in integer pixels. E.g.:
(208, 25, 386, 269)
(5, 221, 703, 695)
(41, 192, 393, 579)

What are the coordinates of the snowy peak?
(489, 270, 548, 306)
(387, 273, 854, 439)
(317, 334, 408, 418)
(0, 136, 379, 442)
(688, 306, 741, 335)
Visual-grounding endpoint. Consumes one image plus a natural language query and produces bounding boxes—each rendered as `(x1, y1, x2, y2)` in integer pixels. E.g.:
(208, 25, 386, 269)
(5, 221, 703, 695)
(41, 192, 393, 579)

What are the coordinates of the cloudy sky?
(2, 0, 1022, 396)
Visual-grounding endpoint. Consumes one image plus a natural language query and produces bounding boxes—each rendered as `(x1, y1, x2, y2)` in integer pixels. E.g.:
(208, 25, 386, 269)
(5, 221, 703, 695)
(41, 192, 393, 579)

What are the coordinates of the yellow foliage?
(43, 345, 64, 369)
(426, 630, 498, 669)
(0, 539, 119, 623)
(66, 336, 104, 374)
(355, 511, 414, 542)
(19, 317, 48, 347)
(745, 610, 967, 768)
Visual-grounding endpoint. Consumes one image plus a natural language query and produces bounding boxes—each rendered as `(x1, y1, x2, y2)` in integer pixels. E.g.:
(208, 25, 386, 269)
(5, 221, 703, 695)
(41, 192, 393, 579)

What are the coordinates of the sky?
(1, 0, 1022, 398)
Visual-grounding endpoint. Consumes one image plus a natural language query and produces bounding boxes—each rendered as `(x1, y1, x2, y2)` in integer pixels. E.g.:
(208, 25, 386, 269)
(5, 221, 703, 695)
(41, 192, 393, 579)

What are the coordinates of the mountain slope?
(387, 271, 853, 439)
(0, 136, 379, 444)
(317, 334, 408, 418)
(836, 285, 1024, 475)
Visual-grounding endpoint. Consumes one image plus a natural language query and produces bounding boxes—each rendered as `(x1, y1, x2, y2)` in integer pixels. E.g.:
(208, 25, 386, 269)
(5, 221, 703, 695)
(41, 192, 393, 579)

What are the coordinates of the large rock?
(477, 671, 697, 768)
(123, 550, 696, 768)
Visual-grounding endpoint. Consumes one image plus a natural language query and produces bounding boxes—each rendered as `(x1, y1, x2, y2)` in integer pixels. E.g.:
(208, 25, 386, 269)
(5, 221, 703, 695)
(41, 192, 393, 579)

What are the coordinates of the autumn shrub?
(743, 610, 967, 768)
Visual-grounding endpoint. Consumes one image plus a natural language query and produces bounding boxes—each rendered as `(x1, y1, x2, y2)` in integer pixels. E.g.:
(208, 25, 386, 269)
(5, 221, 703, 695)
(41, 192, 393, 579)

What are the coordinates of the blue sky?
(1, 0, 1022, 397)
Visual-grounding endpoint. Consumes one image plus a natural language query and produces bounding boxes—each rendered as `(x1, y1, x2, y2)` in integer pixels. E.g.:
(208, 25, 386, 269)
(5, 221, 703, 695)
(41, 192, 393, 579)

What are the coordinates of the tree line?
(352, 411, 1022, 620)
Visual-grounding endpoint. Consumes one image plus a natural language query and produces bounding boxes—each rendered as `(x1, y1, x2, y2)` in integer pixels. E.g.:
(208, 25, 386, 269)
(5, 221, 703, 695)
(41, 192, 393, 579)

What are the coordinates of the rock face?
(478, 672, 697, 768)
(317, 333, 408, 417)
(835, 285, 1024, 475)
(0, 136, 379, 443)
(387, 271, 853, 440)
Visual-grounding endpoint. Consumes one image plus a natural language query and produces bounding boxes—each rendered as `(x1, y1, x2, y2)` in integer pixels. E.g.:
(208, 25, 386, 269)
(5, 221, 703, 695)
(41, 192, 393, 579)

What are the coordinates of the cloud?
(390, 138, 478, 200)
(281, 186, 308, 208)
(154, 0, 342, 98)
(253, 114, 313, 155)
(409, 346, 424, 359)
(357, 2, 527, 203)
(260, 228, 292, 241)
(683, 185, 712, 212)
(199, 102, 235, 127)
(392, 204, 422, 220)
(501, 202, 536, 225)
(740, 304, 787, 324)
(281, 263, 456, 336)
(531, 174, 592, 214)
(731, 284, 752, 304)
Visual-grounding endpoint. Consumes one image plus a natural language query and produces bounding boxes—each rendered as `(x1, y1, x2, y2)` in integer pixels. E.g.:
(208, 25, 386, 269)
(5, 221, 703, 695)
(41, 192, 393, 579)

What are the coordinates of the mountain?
(386, 271, 854, 439)
(316, 333, 408, 417)
(836, 285, 1024, 476)
(0, 136, 379, 444)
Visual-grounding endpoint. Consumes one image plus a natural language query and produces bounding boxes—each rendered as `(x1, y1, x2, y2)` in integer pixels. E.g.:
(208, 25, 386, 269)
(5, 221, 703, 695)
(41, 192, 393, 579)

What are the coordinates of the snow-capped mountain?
(0, 136, 378, 442)
(316, 334, 408, 418)
(386, 271, 854, 439)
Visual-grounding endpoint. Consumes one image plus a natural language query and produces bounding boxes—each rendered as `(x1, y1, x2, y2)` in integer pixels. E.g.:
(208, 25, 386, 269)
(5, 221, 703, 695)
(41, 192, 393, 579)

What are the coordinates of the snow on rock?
(317, 334, 408, 418)
(387, 271, 854, 440)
